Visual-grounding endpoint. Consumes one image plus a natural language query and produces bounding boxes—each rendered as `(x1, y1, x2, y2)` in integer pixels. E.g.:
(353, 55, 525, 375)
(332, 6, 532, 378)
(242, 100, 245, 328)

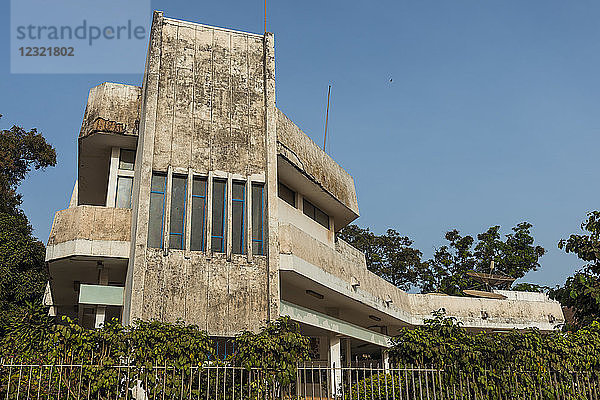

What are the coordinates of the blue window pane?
(148, 172, 166, 248)
(211, 179, 227, 253)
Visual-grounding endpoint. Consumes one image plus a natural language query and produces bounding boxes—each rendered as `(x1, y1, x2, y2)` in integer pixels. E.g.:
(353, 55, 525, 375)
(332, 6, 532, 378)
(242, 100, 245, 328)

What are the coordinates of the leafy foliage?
(1, 308, 309, 398)
(0, 213, 48, 335)
(0, 114, 55, 336)
(424, 223, 545, 295)
(339, 223, 545, 295)
(511, 282, 548, 292)
(551, 211, 600, 327)
(233, 316, 310, 385)
(338, 225, 427, 291)
(389, 312, 600, 373)
(0, 114, 56, 215)
(341, 313, 600, 399)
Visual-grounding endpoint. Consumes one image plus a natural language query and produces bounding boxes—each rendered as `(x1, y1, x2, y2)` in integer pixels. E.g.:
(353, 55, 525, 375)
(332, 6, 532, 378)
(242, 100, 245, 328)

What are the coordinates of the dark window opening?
(232, 181, 246, 254)
(252, 183, 265, 255)
(169, 175, 187, 250)
(211, 337, 235, 360)
(148, 172, 167, 248)
(119, 149, 136, 170)
(211, 179, 227, 253)
(303, 199, 329, 229)
(190, 176, 207, 252)
(278, 182, 295, 207)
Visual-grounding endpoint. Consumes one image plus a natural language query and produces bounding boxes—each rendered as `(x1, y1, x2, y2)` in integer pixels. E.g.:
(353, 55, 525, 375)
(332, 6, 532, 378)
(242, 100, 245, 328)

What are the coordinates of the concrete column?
(95, 306, 106, 329)
(344, 338, 352, 367)
(383, 350, 390, 371)
(328, 336, 342, 396)
(163, 166, 173, 255)
(105, 147, 120, 207)
(122, 10, 164, 325)
(263, 32, 280, 321)
(184, 168, 193, 257)
(95, 265, 109, 329)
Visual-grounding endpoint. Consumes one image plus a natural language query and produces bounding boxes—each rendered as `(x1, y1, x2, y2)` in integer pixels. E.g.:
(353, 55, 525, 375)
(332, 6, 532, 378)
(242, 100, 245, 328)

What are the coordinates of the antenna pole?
(323, 85, 331, 151)
(264, 0, 267, 33)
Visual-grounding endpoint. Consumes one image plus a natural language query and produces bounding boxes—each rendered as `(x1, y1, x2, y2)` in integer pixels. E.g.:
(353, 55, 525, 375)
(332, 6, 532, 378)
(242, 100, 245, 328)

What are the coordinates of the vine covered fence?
(2, 361, 599, 399)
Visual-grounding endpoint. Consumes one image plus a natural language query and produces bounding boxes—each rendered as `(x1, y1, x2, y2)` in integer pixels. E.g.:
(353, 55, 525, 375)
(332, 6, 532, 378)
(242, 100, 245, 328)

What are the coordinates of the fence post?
(332, 362, 338, 400)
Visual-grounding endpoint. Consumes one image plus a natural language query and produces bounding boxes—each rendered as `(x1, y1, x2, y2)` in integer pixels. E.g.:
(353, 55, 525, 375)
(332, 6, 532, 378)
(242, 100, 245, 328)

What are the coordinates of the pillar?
(95, 264, 108, 329)
(329, 336, 342, 396)
(344, 338, 352, 367)
(383, 349, 390, 371)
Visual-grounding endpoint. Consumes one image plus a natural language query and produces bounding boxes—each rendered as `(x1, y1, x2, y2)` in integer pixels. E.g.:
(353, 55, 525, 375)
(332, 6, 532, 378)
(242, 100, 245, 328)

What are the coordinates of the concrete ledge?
(280, 253, 565, 331)
(46, 206, 131, 261)
(280, 300, 391, 348)
(46, 239, 130, 261)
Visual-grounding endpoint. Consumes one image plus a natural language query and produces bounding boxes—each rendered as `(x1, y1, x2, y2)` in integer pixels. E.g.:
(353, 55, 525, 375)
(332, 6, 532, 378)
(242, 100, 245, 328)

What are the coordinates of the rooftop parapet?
(276, 109, 359, 227)
(279, 223, 564, 331)
(80, 82, 142, 138)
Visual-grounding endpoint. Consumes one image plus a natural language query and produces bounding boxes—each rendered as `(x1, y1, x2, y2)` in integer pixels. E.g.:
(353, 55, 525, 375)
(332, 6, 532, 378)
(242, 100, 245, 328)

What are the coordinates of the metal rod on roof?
(323, 84, 331, 151)
(264, 0, 267, 33)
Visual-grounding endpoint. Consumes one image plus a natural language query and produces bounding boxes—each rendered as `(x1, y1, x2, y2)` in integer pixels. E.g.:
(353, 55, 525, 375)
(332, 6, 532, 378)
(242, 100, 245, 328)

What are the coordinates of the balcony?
(46, 206, 131, 261)
(278, 223, 564, 331)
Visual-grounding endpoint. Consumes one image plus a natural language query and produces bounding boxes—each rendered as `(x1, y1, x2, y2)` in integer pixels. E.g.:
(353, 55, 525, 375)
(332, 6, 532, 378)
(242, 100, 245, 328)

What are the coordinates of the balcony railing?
(46, 206, 131, 260)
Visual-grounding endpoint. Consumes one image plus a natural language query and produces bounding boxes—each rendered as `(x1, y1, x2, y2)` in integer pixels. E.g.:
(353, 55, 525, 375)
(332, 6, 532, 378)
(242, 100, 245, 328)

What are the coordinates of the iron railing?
(2, 361, 599, 399)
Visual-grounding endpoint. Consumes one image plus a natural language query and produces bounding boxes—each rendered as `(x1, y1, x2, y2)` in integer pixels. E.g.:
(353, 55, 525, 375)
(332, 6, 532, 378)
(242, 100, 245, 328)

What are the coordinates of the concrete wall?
(276, 109, 359, 217)
(138, 250, 268, 334)
(48, 206, 131, 246)
(279, 223, 564, 331)
(278, 198, 333, 247)
(80, 83, 141, 138)
(46, 206, 131, 261)
(124, 12, 279, 335)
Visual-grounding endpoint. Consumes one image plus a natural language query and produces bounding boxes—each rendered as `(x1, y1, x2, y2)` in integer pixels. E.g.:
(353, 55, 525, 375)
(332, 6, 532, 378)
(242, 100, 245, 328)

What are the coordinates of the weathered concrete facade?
(121, 12, 278, 335)
(46, 11, 564, 364)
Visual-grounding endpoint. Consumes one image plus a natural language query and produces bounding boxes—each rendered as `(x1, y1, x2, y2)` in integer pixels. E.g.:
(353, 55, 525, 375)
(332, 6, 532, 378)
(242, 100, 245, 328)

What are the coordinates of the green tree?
(0, 114, 56, 335)
(551, 211, 600, 327)
(338, 225, 427, 291)
(0, 115, 56, 215)
(423, 223, 545, 295)
(340, 222, 544, 295)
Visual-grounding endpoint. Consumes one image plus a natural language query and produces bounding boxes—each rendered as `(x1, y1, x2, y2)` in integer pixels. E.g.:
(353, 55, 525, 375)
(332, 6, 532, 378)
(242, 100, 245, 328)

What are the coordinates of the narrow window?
(190, 176, 208, 251)
(119, 149, 136, 170)
(114, 148, 136, 208)
(303, 198, 329, 229)
(115, 176, 133, 208)
(232, 181, 246, 254)
(211, 179, 227, 253)
(148, 172, 166, 248)
(169, 174, 187, 250)
(278, 182, 295, 207)
(252, 183, 265, 255)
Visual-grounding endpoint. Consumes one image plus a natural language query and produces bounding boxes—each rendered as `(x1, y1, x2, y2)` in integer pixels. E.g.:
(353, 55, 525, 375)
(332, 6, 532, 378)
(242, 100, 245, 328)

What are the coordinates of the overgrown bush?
(0, 305, 310, 399)
(233, 316, 310, 385)
(389, 312, 600, 373)
(343, 312, 600, 399)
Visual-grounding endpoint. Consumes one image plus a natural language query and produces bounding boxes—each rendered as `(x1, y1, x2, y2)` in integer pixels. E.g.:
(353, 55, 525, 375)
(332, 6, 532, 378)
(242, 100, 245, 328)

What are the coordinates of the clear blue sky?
(1, 1, 599, 288)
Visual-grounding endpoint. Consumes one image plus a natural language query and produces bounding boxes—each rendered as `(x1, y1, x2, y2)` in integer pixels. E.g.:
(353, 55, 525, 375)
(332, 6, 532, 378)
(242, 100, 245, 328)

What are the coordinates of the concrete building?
(45, 11, 564, 369)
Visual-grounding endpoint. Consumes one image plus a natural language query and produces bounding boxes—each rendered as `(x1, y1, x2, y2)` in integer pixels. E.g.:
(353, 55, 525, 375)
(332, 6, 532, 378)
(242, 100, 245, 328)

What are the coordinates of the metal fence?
(2, 361, 600, 399)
